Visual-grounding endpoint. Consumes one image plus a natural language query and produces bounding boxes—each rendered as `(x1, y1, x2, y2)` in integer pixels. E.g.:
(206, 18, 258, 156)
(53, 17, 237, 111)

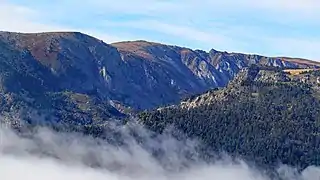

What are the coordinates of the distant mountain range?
(0, 31, 319, 126)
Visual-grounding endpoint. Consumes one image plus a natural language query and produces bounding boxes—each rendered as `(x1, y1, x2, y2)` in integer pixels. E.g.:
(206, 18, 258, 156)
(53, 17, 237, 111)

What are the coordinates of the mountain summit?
(0, 31, 319, 126)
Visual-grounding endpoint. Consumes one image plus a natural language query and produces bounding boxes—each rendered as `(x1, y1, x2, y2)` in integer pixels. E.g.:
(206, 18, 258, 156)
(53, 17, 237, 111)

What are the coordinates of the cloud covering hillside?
(0, 120, 319, 180)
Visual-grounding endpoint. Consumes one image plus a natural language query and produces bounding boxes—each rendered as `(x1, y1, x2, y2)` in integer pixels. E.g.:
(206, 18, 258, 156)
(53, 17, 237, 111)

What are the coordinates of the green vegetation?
(138, 68, 320, 169)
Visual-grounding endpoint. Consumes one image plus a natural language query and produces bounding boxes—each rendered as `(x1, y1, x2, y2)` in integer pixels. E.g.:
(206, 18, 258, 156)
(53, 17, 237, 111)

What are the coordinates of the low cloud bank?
(0, 121, 319, 180)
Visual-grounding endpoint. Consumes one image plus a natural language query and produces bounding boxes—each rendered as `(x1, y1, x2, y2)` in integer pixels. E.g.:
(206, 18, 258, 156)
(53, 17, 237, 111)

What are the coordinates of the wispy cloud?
(0, 2, 56, 32)
(1, 0, 320, 59)
(0, 120, 319, 180)
(0, 1, 123, 42)
(102, 20, 240, 51)
(240, 0, 320, 12)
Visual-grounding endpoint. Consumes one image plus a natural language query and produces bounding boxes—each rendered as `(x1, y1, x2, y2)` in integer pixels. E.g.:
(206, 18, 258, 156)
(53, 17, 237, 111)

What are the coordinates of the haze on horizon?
(0, 0, 319, 60)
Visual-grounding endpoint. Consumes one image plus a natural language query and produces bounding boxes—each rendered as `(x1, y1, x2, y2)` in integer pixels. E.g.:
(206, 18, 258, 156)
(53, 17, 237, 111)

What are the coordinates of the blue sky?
(0, 0, 320, 60)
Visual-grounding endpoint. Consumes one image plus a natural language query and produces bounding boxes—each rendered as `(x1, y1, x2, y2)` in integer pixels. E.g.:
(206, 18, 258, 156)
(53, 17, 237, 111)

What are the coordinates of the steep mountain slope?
(0, 31, 124, 127)
(113, 41, 320, 84)
(0, 31, 319, 127)
(112, 40, 320, 108)
(138, 66, 320, 169)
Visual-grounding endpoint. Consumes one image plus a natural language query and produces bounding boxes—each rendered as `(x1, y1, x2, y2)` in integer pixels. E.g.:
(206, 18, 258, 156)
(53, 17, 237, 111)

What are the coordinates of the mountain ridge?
(1, 31, 320, 173)
(112, 39, 320, 65)
(0, 30, 319, 122)
(2, 31, 319, 65)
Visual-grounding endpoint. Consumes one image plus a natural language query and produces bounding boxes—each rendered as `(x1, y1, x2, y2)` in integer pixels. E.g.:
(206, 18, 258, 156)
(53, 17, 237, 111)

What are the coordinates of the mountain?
(112, 40, 319, 108)
(0, 31, 125, 127)
(0, 31, 319, 127)
(138, 65, 320, 169)
(1, 31, 320, 175)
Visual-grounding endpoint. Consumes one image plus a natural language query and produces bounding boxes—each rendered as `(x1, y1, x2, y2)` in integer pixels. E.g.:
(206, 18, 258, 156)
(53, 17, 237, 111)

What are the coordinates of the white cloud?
(84, 0, 320, 21)
(101, 18, 320, 60)
(66, 0, 320, 59)
(0, 1, 122, 42)
(242, 0, 320, 12)
(0, 0, 319, 59)
(224, 0, 320, 23)
(0, 3, 57, 32)
(264, 37, 320, 60)
(89, 0, 187, 15)
(102, 20, 239, 50)
(0, 122, 319, 180)
(85, 0, 320, 14)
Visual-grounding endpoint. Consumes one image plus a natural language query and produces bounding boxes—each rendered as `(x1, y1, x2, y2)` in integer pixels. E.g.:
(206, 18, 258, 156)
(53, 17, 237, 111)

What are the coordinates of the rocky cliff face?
(112, 40, 320, 109)
(0, 31, 319, 124)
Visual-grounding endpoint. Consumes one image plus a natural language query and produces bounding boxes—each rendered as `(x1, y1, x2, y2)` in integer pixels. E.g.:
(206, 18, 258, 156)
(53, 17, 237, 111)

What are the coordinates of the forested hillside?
(138, 65, 320, 169)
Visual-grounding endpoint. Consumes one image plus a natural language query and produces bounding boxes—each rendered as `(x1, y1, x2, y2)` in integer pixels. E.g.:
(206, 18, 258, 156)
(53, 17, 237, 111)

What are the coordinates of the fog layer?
(0, 122, 319, 180)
